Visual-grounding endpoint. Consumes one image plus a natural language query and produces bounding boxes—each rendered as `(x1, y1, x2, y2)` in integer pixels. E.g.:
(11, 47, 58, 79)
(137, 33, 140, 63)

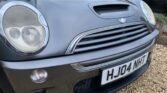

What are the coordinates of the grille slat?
(74, 31, 149, 53)
(84, 24, 145, 39)
(78, 28, 147, 46)
(69, 22, 150, 54)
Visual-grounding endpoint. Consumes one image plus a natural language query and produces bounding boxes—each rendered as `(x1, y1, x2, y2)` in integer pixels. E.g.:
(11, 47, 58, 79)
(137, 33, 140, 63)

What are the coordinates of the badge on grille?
(119, 18, 127, 24)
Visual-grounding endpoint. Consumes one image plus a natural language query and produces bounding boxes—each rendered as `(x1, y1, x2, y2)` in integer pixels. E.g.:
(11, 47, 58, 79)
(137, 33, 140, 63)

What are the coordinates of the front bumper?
(1, 29, 159, 93)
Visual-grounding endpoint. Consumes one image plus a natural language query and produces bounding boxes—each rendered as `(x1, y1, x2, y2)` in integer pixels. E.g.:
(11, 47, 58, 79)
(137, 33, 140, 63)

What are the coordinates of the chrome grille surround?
(66, 22, 150, 55)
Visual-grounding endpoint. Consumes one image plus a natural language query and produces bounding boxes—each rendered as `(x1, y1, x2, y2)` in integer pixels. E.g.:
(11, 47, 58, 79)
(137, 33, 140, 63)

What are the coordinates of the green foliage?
(155, 13, 167, 24)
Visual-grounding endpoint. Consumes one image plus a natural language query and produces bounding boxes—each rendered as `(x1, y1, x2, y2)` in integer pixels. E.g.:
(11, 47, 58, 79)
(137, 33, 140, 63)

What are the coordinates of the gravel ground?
(118, 44, 167, 93)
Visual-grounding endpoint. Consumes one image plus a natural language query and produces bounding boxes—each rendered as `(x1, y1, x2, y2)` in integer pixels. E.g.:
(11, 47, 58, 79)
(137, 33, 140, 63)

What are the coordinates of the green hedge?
(155, 13, 167, 24)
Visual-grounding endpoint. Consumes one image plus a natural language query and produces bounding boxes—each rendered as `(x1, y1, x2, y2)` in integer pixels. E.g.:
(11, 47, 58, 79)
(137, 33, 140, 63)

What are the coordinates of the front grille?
(69, 22, 150, 54)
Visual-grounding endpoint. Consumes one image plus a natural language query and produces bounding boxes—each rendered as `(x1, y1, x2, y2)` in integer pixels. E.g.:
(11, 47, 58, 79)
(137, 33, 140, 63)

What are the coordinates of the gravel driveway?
(118, 44, 167, 93)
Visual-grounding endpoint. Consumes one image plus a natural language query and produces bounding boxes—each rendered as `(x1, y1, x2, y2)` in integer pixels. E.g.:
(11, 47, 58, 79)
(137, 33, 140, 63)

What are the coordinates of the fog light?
(30, 69, 48, 84)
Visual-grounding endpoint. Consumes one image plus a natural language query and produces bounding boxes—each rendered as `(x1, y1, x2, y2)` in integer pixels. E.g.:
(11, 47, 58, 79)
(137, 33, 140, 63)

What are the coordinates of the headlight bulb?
(22, 26, 41, 46)
(9, 27, 20, 39)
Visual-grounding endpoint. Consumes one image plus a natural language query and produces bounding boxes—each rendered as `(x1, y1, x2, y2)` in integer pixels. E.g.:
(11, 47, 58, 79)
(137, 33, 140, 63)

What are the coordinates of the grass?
(155, 13, 167, 24)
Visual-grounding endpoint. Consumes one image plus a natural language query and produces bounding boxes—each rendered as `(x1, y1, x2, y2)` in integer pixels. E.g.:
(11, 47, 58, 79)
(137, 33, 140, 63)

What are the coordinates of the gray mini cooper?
(0, 0, 159, 93)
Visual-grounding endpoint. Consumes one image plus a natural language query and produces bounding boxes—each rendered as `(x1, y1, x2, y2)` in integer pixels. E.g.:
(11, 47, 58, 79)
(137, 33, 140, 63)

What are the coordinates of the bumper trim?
(74, 61, 150, 93)
(71, 40, 154, 72)
(1, 30, 159, 70)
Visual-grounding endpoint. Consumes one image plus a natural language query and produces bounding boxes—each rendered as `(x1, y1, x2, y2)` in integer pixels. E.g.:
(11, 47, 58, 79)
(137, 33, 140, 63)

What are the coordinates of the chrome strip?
(71, 40, 155, 72)
(66, 21, 146, 54)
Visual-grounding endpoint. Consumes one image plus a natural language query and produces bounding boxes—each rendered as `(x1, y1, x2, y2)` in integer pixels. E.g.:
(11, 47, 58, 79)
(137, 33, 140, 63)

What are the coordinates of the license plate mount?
(101, 52, 149, 85)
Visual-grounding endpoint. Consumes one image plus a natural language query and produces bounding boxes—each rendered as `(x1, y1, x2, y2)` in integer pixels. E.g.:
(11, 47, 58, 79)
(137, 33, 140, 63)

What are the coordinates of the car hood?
(0, 0, 144, 61)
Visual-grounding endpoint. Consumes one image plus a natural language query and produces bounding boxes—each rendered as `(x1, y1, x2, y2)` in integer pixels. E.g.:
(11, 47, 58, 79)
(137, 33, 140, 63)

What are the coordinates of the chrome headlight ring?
(140, 1, 156, 25)
(0, 1, 49, 54)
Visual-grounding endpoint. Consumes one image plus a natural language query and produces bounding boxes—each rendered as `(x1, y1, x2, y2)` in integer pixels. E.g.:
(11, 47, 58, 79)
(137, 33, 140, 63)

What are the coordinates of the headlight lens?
(140, 1, 156, 25)
(1, 1, 48, 53)
(22, 26, 42, 46)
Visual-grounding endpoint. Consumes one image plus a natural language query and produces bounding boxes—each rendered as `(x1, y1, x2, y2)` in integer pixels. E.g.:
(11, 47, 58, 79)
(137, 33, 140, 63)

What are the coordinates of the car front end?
(0, 0, 159, 93)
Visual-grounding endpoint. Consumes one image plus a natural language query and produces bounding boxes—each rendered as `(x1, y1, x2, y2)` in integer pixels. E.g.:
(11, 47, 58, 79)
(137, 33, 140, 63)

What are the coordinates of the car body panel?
(0, 0, 143, 61)
(0, 0, 159, 93)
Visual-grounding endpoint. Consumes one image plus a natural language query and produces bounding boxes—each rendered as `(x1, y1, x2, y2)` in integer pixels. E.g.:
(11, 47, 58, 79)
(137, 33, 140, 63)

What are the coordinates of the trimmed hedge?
(155, 13, 167, 24)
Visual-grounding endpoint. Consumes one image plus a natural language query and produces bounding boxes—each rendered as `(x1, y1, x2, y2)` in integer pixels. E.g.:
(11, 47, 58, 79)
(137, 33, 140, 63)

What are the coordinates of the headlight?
(140, 1, 156, 25)
(0, 1, 49, 53)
